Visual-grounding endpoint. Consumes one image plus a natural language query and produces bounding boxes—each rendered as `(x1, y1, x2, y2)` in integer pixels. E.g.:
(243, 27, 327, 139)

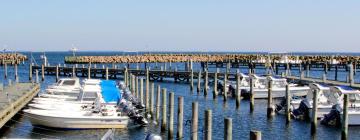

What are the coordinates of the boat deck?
(0, 83, 40, 128)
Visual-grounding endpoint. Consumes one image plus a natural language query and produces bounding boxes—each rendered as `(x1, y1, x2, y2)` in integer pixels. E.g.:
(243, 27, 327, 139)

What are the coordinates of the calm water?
(1, 52, 360, 140)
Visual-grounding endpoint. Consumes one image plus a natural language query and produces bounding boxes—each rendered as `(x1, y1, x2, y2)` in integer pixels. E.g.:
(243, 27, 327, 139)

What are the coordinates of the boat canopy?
(309, 83, 330, 91)
(100, 80, 122, 103)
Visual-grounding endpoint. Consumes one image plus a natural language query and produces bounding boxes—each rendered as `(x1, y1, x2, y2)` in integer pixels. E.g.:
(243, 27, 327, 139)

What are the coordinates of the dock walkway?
(0, 83, 40, 128)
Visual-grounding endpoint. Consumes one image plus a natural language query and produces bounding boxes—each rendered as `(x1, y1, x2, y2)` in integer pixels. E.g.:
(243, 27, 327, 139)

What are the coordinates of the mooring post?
(204, 70, 208, 96)
(250, 130, 262, 140)
(236, 70, 241, 109)
(135, 76, 139, 97)
(35, 70, 39, 83)
(105, 67, 109, 80)
(267, 78, 273, 118)
(224, 117, 232, 140)
(197, 70, 202, 93)
(56, 65, 59, 82)
(132, 75, 136, 94)
(342, 94, 349, 140)
(191, 102, 198, 140)
(177, 96, 184, 139)
(335, 64, 338, 81)
(168, 92, 174, 139)
(72, 66, 76, 77)
(88, 66, 91, 79)
(29, 63, 32, 81)
(124, 67, 128, 87)
(4, 63, 7, 79)
(14, 64, 18, 80)
(161, 88, 167, 132)
(146, 68, 150, 111)
(322, 73, 327, 83)
(286, 84, 291, 124)
(140, 78, 144, 105)
(41, 64, 45, 81)
(190, 68, 194, 91)
(311, 89, 319, 135)
(349, 64, 354, 87)
(205, 109, 212, 140)
(223, 72, 228, 101)
(149, 82, 154, 118)
(306, 63, 310, 78)
(213, 68, 218, 99)
(250, 76, 254, 112)
(156, 85, 161, 123)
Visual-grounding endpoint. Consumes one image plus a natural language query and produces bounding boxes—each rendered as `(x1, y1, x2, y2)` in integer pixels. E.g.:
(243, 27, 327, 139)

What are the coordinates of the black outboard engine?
(292, 100, 311, 120)
(118, 99, 148, 126)
(228, 85, 235, 97)
(218, 81, 224, 94)
(275, 97, 287, 112)
(321, 104, 341, 126)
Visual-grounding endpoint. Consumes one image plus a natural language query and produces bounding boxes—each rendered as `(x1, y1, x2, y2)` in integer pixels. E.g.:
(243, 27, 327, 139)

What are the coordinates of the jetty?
(0, 82, 40, 128)
(0, 53, 27, 65)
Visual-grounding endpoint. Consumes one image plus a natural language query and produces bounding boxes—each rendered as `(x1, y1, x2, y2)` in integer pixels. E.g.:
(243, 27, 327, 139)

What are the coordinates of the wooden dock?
(0, 83, 40, 128)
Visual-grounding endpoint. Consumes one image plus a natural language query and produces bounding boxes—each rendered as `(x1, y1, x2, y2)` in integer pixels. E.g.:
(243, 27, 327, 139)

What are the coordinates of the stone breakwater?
(64, 54, 360, 64)
(0, 53, 27, 65)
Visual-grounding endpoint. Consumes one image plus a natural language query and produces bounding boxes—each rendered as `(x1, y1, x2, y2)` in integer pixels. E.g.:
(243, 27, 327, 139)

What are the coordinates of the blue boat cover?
(318, 83, 330, 88)
(100, 80, 121, 103)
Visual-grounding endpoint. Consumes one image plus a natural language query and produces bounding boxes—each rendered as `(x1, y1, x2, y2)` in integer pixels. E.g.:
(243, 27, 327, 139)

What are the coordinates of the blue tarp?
(100, 80, 121, 103)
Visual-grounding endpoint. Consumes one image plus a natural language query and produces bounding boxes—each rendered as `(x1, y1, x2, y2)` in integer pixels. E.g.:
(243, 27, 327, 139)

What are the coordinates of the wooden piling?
(223, 72, 228, 101)
(349, 64, 354, 86)
(205, 110, 212, 140)
(236, 71, 241, 109)
(72, 66, 76, 77)
(135, 76, 139, 98)
(161, 88, 167, 132)
(197, 70, 202, 93)
(131, 75, 136, 94)
(56, 65, 59, 82)
(250, 76, 254, 112)
(191, 102, 198, 140)
(190, 68, 194, 91)
(286, 84, 291, 124)
(4, 63, 7, 79)
(29, 63, 32, 81)
(322, 73, 327, 83)
(342, 94, 348, 140)
(306, 63, 310, 78)
(177, 96, 184, 139)
(168, 92, 174, 139)
(14, 64, 18, 80)
(41, 64, 45, 81)
(250, 130, 262, 140)
(140, 78, 144, 105)
(204, 70, 208, 95)
(156, 85, 161, 123)
(267, 78, 273, 118)
(146, 68, 150, 112)
(311, 89, 318, 135)
(213, 69, 218, 99)
(105, 67, 109, 80)
(224, 117, 232, 140)
(35, 70, 39, 83)
(335, 64, 338, 81)
(150, 82, 154, 118)
(87, 66, 91, 79)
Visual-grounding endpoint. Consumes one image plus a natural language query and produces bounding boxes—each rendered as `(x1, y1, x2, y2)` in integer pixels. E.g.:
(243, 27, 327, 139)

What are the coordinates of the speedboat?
(276, 83, 331, 115)
(321, 86, 360, 126)
(241, 76, 309, 99)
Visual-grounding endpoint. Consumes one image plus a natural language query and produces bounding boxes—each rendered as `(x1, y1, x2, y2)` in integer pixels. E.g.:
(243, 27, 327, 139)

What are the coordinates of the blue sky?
(0, 1, 359, 52)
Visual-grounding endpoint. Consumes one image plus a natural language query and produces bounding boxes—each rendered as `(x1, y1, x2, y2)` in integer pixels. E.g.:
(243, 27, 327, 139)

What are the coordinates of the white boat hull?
(24, 109, 129, 129)
(249, 87, 309, 99)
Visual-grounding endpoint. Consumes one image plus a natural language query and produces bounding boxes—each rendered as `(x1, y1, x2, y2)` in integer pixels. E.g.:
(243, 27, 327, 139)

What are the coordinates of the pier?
(0, 53, 27, 65)
(0, 83, 40, 128)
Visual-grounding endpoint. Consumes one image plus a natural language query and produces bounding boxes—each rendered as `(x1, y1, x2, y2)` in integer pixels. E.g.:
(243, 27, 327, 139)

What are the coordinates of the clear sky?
(0, 0, 359, 52)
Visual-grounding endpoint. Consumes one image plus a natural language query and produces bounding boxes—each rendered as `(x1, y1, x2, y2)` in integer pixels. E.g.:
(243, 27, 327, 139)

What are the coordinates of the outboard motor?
(228, 85, 235, 97)
(321, 104, 341, 126)
(218, 81, 224, 94)
(145, 134, 162, 140)
(292, 100, 311, 120)
(275, 97, 286, 112)
(118, 99, 148, 126)
(121, 89, 145, 110)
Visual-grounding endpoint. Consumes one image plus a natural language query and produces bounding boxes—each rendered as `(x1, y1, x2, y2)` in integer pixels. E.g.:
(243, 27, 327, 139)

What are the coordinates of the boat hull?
(24, 110, 129, 129)
(243, 87, 309, 99)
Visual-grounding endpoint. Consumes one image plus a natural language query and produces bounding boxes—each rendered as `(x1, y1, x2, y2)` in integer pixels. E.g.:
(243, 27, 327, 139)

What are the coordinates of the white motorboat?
(241, 76, 309, 99)
(276, 83, 331, 115)
(25, 80, 148, 129)
(321, 86, 360, 125)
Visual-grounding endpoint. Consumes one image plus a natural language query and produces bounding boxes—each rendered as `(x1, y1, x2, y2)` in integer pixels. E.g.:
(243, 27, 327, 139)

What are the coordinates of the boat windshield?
(62, 80, 76, 86)
(348, 93, 360, 103)
(56, 80, 63, 86)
